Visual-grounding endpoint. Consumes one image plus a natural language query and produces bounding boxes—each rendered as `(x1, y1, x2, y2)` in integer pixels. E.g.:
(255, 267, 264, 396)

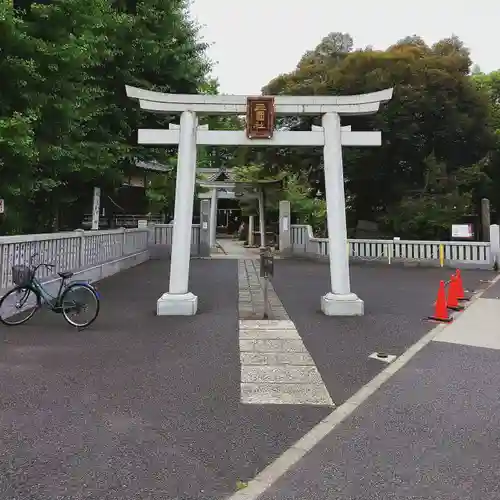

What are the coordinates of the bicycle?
(0, 253, 100, 328)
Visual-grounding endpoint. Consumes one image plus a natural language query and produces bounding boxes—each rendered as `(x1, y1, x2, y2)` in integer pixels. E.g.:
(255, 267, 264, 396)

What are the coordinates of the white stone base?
(156, 292, 198, 316)
(321, 292, 364, 316)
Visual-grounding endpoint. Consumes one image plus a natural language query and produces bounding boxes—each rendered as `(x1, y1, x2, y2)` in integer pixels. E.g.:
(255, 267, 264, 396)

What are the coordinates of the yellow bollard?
(439, 244, 444, 267)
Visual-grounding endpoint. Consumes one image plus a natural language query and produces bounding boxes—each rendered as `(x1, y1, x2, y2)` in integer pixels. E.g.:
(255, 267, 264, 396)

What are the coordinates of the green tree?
(381, 154, 480, 239)
(232, 164, 326, 234)
(0, 1, 40, 233)
(0, 0, 212, 234)
(472, 70, 500, 215)
(23, 0, 124, 231)
(260, 34, 493, 238)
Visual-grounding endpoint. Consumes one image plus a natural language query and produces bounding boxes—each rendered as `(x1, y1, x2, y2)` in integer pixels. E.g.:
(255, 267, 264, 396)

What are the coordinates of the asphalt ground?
(271, 260, 495, 404)
(0, 260, 328, 500)
(0, 258, 494, 499)
(257, 340, 500, 500)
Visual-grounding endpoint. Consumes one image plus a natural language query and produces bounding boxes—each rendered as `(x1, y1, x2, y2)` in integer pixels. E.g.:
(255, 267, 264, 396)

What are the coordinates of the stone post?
(209, 188, 217, 247)
(321, 112, 363, 316)
(199, 199, 210, 257)
(490, 224, 500, 267)
(258, 188, 265, 248)
(279, 200, 291, 255)
(248, 215, 255, 246)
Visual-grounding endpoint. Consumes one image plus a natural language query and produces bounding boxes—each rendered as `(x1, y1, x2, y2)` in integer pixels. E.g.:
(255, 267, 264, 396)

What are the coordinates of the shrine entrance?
(197, 168, 243, 242)
(126, 86, 393, 317)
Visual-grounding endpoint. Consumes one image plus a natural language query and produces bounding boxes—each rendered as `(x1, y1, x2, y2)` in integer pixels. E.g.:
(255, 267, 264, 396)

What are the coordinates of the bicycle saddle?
(58, 271, 74, 279)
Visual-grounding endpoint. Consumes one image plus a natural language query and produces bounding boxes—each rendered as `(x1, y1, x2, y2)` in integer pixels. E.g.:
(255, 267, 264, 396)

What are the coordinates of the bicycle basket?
(12, 265, 33, 287)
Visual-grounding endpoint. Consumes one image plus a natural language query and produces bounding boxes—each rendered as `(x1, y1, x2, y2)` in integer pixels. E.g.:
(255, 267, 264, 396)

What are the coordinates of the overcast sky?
(190, 0, 498, 95)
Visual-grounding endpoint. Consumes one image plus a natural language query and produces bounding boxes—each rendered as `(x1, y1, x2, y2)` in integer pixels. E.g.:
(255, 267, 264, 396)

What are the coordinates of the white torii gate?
(126, 86, 393, 317)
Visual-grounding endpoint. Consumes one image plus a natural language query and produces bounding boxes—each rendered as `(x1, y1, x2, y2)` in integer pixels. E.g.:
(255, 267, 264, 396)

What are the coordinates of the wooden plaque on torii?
(246, 96, 275, 139)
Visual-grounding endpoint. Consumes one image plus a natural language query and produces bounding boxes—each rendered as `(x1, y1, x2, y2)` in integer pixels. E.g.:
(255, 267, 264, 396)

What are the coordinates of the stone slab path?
(238, 259, 289, 321)
(238, 261, 333, 407)
(239, 319, 334, 406)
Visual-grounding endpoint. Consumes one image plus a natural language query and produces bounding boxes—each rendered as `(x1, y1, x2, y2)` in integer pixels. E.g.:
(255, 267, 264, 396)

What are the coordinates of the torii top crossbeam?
(125, 86, 393, 116)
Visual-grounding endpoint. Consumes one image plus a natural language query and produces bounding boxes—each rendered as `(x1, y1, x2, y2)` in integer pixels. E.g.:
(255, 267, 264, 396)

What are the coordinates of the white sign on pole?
(91, 187, 101, 230)
(451, 224, 473, 239)
(0, 199, 4, 214)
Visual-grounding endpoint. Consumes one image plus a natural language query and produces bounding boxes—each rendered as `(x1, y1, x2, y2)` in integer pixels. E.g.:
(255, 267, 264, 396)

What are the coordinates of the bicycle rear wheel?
(0, 286, 41, 326)
(60, 283, 100, 328)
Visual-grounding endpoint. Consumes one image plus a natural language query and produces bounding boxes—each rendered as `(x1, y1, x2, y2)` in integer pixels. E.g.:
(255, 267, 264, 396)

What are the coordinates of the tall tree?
(259, 34, 493, 237)
(0, 0, 40, 233)
(472, 70, 500, 215)
(0, 0, 212, 234)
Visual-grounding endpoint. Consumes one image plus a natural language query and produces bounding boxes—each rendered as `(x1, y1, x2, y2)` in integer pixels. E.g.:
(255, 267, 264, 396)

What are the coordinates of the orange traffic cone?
(455, 269, 469, 301)
(428, 280, 452, 322)
(447, 275, 464, 311)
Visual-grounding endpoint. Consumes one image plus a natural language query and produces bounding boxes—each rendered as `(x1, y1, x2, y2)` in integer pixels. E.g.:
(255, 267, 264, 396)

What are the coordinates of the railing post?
(121, 227, 126, 257)
(148, 224, 155, 246)
(279, 200, 292, 255)
(439, 244, 445, 267)
(76, 229, 85, 268)
(489, 224, 500, 267)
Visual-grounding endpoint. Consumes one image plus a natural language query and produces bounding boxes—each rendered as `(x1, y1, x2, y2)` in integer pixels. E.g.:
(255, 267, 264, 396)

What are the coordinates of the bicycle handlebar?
(31, 262, 55, 275)
(28, 253, 55, 271)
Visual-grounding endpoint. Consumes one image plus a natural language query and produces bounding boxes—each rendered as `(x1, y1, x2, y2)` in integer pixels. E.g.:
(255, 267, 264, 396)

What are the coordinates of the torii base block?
(321, 292, 364, 316)
(157, 292, 198, 316)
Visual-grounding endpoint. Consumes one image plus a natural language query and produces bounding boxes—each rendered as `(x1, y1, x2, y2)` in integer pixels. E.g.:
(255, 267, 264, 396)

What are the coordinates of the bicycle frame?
(3, 252, 101, 328)
(21, 253, 100, 307)
(31, 276, 63, 308)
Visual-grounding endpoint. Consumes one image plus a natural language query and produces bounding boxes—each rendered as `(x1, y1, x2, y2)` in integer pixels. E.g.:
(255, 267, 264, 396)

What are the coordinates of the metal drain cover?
(369, 352, 397, 363)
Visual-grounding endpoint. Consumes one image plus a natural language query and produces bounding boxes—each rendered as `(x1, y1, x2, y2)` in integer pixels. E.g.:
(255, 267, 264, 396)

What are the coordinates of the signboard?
(137, 219, 148, 228)
(91, 187, 101, 230)
(451, 224, 474, 239)
(0, 199, 4, 214)
(246, 96, 275, 139)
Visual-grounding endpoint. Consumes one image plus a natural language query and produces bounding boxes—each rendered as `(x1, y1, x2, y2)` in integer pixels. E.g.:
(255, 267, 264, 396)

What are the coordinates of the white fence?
(151, 224, 202, 257)
(153, 224, 200, 247)
(290, 225, 492, 268)
(0, 227, 150, 291)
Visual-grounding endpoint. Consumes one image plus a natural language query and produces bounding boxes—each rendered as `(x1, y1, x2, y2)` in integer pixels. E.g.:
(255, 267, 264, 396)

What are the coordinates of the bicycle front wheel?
(0, 286, 41, 326)
(61, 283, 100, 328)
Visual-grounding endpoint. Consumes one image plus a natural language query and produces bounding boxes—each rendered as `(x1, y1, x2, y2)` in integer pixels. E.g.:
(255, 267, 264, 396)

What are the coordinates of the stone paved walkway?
(238, 259, 289, 321)
(237, 260, 331, 406)
(213, 239, 260, 258)
(239, 319, 333, 406)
